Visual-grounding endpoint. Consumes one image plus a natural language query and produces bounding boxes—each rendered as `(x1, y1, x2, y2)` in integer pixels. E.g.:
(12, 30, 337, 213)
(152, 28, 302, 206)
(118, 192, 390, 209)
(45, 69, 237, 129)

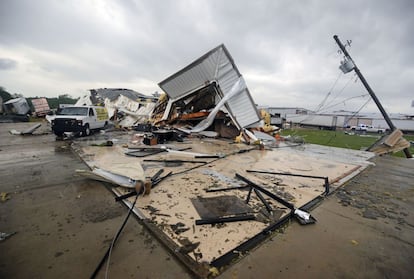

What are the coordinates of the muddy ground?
(1, 122, 413, 278)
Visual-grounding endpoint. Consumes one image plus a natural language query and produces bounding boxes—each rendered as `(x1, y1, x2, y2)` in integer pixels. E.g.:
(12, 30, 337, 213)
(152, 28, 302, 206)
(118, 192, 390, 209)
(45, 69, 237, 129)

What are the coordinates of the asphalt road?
(0, 122, 191, 279)
(1, 122, 413, 279)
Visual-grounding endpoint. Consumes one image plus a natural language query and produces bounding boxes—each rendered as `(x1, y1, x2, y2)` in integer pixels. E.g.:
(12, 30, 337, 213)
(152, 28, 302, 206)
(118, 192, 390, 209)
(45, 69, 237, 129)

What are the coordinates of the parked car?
(350, 124, 386, 133)
(50, 106, 108, 137)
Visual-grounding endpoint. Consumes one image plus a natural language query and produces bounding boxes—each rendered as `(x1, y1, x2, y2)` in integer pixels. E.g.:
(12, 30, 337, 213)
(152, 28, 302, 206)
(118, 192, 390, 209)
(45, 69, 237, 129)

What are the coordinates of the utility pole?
(333, 35, 412, 158)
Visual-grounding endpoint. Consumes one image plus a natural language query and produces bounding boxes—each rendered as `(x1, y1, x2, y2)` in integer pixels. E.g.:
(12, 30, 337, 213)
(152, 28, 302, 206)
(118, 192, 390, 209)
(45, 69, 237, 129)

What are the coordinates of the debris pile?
(368, 129, 411, 155)
(75, 88, 158, 127)
(152, 44, 263, 141)
(69, 44, 377, 277)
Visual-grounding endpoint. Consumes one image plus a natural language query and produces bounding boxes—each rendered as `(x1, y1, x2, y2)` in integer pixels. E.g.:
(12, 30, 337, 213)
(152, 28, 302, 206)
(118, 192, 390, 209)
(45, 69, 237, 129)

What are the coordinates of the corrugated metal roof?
(158, 44, 260, 128)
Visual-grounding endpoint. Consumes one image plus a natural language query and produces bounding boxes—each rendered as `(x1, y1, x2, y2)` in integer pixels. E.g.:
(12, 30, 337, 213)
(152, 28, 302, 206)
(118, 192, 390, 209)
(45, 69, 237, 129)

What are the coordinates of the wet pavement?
(0, 122, 191, 279)
(223, 155, 414, 279)
(1, 122, 413, 278)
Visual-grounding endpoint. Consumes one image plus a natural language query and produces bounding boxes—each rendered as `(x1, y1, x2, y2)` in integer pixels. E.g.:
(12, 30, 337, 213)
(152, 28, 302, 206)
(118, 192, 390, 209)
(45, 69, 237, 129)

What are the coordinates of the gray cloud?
(0, 0, 413, 113)
(0, 58, 17, 70)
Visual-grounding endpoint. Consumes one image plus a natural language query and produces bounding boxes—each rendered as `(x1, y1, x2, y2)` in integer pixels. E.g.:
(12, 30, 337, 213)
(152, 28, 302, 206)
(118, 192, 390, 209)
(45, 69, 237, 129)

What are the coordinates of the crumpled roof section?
(158, 44, 261, 129)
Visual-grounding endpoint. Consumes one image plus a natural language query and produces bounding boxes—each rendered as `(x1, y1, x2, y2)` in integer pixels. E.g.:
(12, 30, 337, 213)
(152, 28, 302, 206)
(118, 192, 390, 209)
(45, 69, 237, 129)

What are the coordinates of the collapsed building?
(71, 44, 376, 278)
(152, 44, 261, 137)
(75, 88, 158, 127)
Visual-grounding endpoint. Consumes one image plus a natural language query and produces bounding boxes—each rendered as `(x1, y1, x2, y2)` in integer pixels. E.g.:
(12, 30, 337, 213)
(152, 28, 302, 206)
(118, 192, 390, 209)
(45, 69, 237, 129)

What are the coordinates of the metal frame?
(246, 170, 330, 195)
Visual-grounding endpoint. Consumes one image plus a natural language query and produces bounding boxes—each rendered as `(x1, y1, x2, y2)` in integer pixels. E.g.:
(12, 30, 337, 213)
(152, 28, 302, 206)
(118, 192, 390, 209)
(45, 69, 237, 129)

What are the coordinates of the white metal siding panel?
(226, 90, 260, 127)
(161, 51, 218, 99)
(215, 49, 259, 128)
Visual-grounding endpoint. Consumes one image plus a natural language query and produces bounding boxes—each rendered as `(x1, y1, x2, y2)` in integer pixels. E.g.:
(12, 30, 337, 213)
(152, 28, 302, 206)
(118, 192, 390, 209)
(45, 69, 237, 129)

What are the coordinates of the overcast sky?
(1, 0, 413, 114)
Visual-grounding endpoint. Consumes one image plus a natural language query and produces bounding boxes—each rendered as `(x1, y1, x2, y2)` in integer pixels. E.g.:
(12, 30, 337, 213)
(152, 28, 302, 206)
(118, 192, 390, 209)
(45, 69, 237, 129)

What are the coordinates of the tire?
(55, 132, 64, 140)
(82, 124, 91, 137)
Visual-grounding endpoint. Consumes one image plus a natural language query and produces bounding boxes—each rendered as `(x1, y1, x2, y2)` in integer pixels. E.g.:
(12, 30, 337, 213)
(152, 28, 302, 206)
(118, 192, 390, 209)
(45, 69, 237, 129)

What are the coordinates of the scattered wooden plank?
(384, 129, 403, 147)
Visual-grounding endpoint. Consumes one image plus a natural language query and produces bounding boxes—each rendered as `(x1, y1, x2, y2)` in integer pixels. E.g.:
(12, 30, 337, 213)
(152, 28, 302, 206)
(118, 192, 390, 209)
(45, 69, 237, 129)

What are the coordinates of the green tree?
(46, 94, 78, 109)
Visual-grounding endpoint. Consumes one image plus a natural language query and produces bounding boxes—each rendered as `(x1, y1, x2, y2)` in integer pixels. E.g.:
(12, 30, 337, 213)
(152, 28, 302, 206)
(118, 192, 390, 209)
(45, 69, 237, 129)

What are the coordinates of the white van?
(51, 106, 109, 137)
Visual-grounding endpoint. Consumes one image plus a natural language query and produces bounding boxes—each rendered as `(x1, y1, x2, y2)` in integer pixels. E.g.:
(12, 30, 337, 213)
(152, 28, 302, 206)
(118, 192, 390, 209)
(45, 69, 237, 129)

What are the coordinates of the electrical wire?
(313, 72, 343, 113)
(104, 193, 140, 279)
(105, 230, 117, 279)
(318, 96, 371, 147)
(318, 94, 370, 114)
(90, 193, 140, 279)
(323, 73, 357, 109)
(343, 97, 372, 127)
(295, 72, 343, 125)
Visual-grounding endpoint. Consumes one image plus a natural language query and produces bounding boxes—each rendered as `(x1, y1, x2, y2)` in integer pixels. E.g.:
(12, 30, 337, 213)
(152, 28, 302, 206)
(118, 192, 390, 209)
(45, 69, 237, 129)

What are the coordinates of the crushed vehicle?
(50, 105, 108, 137)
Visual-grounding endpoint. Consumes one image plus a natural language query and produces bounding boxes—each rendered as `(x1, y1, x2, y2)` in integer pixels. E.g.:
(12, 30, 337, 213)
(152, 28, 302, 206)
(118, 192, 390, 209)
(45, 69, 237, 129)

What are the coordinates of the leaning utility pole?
(333, 35, 412, 158)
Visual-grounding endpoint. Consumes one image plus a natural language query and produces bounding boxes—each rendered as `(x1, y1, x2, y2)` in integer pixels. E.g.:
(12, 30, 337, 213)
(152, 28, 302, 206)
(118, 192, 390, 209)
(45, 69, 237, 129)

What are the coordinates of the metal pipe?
(236, 173, 294, 210)
(143, 159, 208, 164)
(206, 186, 250, 193)
(246, 170, 330, 195)
(247, 169, 327, 180)
(245, 186, 254, 204)
(254, 188, 273, 214)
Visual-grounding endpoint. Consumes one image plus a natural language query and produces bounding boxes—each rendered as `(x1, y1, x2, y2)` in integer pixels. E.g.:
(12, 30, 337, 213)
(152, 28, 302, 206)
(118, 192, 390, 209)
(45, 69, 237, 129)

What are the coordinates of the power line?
(313, 72, 343, 113)
(343, 97, 372, 127)
(318, 94, 370, 114)
(323, 72, 357, 109)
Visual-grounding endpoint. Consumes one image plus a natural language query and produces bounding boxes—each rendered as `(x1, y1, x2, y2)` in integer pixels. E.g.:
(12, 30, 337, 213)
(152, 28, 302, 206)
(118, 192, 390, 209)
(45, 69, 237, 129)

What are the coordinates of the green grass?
(280, 128, 414, 158)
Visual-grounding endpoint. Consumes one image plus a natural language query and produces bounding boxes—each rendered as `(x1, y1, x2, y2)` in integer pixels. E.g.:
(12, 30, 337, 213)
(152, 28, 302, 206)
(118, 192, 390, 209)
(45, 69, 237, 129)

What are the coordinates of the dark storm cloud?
(0, 0, 413, 113)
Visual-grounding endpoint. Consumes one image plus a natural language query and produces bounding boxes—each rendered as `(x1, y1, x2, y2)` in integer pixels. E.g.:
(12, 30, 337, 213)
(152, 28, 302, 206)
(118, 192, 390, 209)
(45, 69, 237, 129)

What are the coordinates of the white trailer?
(286, 114, 348, 130)
(372, 119, 414, 132)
